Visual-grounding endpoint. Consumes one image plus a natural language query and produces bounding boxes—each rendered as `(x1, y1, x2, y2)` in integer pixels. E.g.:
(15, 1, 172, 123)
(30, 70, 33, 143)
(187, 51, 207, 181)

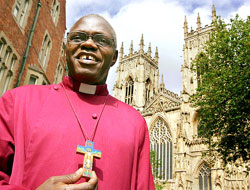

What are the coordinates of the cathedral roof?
(141, 89, 181, 116)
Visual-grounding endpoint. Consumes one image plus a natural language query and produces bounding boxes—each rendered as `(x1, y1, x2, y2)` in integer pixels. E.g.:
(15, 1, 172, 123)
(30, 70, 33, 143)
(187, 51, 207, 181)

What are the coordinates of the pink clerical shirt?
(0, 76, 155, 190)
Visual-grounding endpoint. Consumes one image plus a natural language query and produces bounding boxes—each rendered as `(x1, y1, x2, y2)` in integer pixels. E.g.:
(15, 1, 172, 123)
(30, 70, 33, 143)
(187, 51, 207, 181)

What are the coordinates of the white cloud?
(102, 0, 217, 95)
(66, 0, 249, 95)
(227, 4, 250, 20)
(100, 0, 187, 94)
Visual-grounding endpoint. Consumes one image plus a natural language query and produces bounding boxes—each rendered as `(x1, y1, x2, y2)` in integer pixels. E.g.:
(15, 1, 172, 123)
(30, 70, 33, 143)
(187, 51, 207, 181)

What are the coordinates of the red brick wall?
(0, 0, 66, 86)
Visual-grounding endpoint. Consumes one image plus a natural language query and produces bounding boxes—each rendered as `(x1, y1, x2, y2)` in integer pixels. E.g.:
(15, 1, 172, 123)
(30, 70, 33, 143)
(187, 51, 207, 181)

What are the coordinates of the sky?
(66, 0, 250, 95)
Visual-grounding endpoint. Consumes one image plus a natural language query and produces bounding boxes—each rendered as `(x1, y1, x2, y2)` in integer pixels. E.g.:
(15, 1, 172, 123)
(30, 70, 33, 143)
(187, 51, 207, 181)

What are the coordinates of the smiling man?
(0, 14, 155, 190)
(66, 15, 118, 85)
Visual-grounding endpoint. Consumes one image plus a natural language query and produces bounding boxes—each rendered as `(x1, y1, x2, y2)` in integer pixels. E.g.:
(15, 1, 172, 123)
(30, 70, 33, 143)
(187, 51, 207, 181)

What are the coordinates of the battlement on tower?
(184, 5, 217, 40)
(118, 34, 159, 68)
(185, 24, 212, 39)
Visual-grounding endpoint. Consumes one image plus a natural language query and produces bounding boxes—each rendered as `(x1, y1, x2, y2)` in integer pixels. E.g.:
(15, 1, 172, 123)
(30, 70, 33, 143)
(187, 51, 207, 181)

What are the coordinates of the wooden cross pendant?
(76, 140, 102, 177)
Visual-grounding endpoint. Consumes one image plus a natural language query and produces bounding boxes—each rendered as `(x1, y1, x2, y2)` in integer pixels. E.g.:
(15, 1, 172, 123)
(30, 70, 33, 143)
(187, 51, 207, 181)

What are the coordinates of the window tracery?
(199, 164, 212, 190)
(150, 118, 172, 180)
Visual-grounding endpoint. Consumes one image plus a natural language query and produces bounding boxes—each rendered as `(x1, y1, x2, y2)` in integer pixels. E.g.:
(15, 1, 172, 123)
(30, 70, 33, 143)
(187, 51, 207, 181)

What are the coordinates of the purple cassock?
(0, 76, 155, 190)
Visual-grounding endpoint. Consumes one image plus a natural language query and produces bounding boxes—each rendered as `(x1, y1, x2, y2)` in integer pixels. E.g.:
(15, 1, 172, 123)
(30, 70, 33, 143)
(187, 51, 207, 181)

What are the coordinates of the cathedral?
(113, 6, 249, 190)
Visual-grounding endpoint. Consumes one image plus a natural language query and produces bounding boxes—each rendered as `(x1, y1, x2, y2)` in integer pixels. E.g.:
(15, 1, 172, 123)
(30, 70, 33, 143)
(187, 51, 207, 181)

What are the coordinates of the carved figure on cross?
(76, 140, 102, 177)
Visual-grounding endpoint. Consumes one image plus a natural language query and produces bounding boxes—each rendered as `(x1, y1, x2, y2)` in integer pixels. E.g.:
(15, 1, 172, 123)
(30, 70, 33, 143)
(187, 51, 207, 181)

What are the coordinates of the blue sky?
(66, 0, 250, 95)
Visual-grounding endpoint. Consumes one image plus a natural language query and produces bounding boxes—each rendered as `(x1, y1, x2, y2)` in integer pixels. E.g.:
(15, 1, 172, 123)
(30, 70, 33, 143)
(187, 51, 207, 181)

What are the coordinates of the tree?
(191, 15, 250, 166)
(150, 151, 165, 190)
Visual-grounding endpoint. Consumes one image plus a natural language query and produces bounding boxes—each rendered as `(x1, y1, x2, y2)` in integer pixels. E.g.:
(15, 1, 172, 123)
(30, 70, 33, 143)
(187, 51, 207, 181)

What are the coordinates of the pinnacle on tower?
(119, 42, 124, 61)
(139, 34, 144, 53)
(212, 4, 217, 24)
(154, 46, 159, 63)
(129, 40, 133, 56)
(197, 13, 201, 32)
(147, 42, 152, 57)
(184, 16, 188, 36)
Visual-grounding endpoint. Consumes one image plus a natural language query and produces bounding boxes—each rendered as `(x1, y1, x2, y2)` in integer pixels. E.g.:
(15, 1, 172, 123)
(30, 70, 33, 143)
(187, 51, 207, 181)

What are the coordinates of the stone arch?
(145, 77, 151, 83)
(124, 74, 134, 82)
(194, 160, 211, 178)
(149, 113, 172, 138)
(149, 116, 172, 143)
(149, 115, 173, 180)
(195, 161, 212, 190)
(177, 185, 184, 190)
(214, 184, 222, 190)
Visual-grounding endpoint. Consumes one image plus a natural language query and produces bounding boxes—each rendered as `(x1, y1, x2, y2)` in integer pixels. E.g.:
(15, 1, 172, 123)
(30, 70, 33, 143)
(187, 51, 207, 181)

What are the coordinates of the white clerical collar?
(79, 83, 97, 95)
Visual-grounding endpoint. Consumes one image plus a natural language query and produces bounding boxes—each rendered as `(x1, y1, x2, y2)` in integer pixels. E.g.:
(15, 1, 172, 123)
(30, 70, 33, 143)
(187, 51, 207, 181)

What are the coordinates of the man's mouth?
(79, 55, 96, 61)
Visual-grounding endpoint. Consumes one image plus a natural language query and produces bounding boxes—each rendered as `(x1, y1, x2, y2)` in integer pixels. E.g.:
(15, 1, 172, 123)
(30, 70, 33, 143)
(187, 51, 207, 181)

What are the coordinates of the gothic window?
(39, 32, 52, 70)
(199, 164, 212, 190)
(54, 63, 64, 84)
(125, 77, 134, 105)
(13, 0, 31, 28)
(51, 0, 60, 25)
(149, 118, 173, 180)
(145, 78, 150, 102)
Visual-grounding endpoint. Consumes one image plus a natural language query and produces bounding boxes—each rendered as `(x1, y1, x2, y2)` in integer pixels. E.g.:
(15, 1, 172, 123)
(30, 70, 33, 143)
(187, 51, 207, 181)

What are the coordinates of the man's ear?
(111, 50, 118, 67)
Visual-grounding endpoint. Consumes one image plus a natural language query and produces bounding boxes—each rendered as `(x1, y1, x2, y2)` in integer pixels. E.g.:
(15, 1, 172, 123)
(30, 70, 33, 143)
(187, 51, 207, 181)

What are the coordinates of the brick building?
(0, 0, 66, 96)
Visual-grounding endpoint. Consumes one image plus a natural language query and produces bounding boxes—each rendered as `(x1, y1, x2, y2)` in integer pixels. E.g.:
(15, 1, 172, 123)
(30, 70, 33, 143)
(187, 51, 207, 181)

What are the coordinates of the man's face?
(66, 15, 118, 85)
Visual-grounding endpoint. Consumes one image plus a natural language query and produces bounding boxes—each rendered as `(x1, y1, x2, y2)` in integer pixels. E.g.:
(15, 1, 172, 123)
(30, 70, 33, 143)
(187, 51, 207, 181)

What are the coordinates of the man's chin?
(69, 73, 99, 85)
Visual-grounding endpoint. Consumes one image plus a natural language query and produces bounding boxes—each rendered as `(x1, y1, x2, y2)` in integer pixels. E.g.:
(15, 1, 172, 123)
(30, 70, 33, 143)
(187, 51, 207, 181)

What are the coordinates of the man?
(0, 14, 155, 189)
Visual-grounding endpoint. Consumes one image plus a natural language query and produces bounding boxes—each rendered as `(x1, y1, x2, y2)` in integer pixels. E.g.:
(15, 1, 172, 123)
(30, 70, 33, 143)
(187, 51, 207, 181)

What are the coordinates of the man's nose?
(79, 38, 98, 50)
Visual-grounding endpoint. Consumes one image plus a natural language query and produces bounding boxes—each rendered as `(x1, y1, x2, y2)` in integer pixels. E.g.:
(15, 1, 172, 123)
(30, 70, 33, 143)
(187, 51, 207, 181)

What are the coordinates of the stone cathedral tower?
(182, 5, 217, 96)
(114, 5, 249, 190)
(113, 34, 160, 110)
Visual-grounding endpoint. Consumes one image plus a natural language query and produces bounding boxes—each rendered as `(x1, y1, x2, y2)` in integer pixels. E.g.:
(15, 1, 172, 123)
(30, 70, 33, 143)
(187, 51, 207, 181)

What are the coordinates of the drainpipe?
(16, 0, 41, 87)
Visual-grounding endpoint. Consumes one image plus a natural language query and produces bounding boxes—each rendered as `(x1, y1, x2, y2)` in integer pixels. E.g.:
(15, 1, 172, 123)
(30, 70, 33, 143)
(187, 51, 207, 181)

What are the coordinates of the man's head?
(66, 14, 118, 85)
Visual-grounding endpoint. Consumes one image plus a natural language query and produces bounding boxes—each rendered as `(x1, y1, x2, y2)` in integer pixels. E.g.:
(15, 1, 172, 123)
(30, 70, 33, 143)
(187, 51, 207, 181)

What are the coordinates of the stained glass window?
(150, 118, 172, 180)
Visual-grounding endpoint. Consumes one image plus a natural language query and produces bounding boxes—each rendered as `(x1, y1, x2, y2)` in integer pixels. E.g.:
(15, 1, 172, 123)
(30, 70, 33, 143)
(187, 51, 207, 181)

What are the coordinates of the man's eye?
(71, 35, 82, 41)
(99, 38, 108, 44)
(96, 37, 111, 46)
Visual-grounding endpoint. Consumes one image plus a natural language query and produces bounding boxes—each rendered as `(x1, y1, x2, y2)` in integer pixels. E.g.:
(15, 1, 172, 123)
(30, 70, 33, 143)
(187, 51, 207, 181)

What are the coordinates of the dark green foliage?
(191, 15, 250, 165)
(150, 151, 164, 190)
